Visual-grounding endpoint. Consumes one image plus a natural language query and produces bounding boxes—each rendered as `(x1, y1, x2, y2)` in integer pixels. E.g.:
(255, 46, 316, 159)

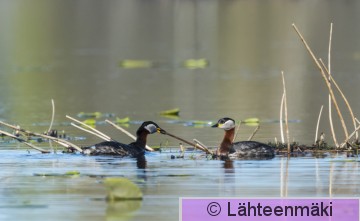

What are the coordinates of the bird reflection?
(223, 158, 234, 173)
(136, 155, 147, 169)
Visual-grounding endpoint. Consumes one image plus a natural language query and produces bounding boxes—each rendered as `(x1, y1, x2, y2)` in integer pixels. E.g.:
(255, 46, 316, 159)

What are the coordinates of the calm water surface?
(0, 0, 360, 220)
(0, 149, 358, 221)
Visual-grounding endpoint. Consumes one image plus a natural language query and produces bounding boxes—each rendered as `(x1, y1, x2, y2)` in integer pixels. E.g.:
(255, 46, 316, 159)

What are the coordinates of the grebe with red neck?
(212, 117, 275, 159)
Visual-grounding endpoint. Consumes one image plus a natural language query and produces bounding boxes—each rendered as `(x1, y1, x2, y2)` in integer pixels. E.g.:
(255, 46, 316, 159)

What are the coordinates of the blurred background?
(1, 0, 360, 147)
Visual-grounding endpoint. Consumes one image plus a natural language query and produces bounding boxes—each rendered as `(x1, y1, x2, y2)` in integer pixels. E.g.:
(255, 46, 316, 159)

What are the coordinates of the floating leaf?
(77, 112, 102, 118)
(183, 59, 209, 69)
(119, 60, 152, 69)
(104, 178, 142, 201)
(65, 170, 80, 176)
(159, 108, 180, 116)
(82, 119, 96, 126)
(33, 171, 80, 177)
(115, 117, 130, 124)
(243, 118, 260, 124)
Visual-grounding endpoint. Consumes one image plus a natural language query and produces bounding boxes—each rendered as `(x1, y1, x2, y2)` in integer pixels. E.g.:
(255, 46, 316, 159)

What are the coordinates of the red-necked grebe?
(82, 121, 166, 157)
(212, 117, 275, 159)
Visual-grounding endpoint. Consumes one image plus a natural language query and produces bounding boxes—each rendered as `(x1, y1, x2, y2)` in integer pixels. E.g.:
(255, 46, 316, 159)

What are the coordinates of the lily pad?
(65, 170, 80, 175)
(183, 59, 209, 69)
(115, 117, 130, 124)
(104, 178, 142, 201)
(33, 171, 80, 177)
(77, 112, 102, 118)
(159, 108, 180, 116)
(243, 118, 260, 124)
(119, 60, 152, 69)
(82, 119, 96, 126)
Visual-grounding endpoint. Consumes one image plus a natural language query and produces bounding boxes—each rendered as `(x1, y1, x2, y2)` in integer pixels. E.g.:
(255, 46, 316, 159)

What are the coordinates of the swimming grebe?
(212, 117, 275, 159)
(82, 121, 166, 157)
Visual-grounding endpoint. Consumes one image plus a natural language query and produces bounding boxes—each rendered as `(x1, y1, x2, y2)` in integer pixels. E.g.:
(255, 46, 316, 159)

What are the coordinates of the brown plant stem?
(165, 132, 212, 155)
(292, 23, 348, 140)
(248, 125, 260, 141)
(0, 129, 50, 153)
(232, 121, 242, 142)
(319, 59, 358, 143)
(327, 23, 339, 147)
(281, 71, 290, 154)
(0, 120, 82, 152)
(315, 105, 324, 145)
(66, 115, 111, 141)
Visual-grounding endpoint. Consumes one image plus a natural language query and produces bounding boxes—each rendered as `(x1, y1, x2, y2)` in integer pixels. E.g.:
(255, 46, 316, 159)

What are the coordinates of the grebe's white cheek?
(144, 124, 157, 134)
(223, 120, 235, 130)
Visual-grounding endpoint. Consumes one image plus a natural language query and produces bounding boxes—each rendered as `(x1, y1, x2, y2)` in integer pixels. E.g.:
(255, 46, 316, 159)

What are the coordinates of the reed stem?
(193, 139, 210, 150)
(66, 115, 111, 140)
(319, 59, 358, 144)
(280, 93, 285, 144)
(281, 71, 290, 154)
(165, 132, 212, 154)
(232, 121, 242, 142)
(47, 99, 55, 133)
(248, 125, 260, 141)
(315, 105, 324, 145)
(71, 123, 110, 141)
(0, 120, 82, 152)
(292, 23, 348, 140)
(0, 129, 50, 153)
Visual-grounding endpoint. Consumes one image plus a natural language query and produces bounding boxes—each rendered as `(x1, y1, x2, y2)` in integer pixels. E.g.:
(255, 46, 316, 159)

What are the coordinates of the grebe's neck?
(219, 128, 235, 154)
(135, 131, 148, 148)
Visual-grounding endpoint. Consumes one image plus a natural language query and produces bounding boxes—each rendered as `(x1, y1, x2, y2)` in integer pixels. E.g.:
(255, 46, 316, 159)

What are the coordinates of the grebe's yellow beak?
(157, 128, 167, 134)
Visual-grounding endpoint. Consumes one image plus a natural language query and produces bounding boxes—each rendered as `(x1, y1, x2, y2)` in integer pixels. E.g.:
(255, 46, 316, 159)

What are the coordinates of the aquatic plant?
(104, 178, 142, 200)
(159, 108, 180, 116)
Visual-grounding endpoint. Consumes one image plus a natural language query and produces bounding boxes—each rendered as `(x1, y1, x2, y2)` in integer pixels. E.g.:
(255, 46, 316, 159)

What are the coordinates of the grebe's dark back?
(82, 121, 165, 157)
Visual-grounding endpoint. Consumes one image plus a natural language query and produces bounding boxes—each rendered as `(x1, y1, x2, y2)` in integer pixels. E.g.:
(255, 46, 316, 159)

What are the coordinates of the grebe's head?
(139, 121, 166, 134)
(211, 117, 235, 130)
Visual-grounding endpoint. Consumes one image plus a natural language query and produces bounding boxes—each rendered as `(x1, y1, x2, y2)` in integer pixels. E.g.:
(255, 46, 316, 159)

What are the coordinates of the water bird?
(82, 121, 166, 157)
(212, 117, 275, 159)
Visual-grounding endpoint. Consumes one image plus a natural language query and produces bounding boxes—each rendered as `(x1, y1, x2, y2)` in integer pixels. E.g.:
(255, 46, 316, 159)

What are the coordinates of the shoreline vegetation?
(0, 23, 359, 158)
